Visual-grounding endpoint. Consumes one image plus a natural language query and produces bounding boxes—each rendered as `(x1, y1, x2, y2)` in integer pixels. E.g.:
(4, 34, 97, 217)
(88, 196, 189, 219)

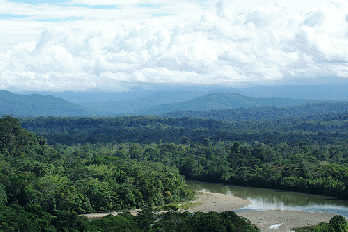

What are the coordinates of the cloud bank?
(1, 0, 348, 91)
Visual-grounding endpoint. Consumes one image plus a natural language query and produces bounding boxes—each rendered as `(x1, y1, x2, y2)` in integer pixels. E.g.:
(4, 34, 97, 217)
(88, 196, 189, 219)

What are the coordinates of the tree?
(329, 215, 348, 232)
(52, 210, 93, 232)
(0, 183, 7, 205)
(136, 205, 156, 231)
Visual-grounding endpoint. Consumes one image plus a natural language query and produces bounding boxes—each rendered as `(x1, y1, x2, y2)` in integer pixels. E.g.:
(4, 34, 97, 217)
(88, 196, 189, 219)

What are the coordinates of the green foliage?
(91, 210, 260, 232)
(293, 215, 348, 232)
(6, 115, 348, 208)
(0, 183, 7, 205)
(0, 116, 39, 156)
(163, 102, 348, 124)
(136, 206, 156, 231)
(52, 210, 93, 232)
(0, 204, 55, 232)
(20, 112, 348, 151)
(329, 215, 348, 232)
(0, 117, 194, 219)
(38, 175, 81, 213)
(90, 212, 141, 232)
(151, 211, 259, 232)
(4, 115, 348, 231)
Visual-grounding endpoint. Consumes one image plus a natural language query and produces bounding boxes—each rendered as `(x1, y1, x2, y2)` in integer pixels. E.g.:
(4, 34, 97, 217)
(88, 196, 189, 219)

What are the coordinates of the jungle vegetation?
(2, 111, 348, 231)
(0, 116, 260, 231)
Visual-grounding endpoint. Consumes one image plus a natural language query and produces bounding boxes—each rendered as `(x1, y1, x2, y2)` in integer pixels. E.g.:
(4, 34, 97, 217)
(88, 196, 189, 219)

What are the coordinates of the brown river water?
(186, 180, 348, 217)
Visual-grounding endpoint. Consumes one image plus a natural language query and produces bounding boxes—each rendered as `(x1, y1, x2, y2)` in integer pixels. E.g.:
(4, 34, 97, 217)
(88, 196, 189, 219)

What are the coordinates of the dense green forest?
(163, 102, 348, 123)
(0, 116, 261, 231)
(0, 117, 202, 231)
(3, 111, 348, 231)
(20, 110, 348, 145)
(18, 115, 348, 200)
(0, 205, 259, 232)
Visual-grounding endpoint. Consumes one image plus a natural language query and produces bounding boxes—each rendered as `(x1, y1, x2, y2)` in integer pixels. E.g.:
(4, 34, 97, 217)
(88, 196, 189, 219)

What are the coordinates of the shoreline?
(183, 190, 251, 213)
(82, 191, 341, 231)
(237, 210, 338, 232)
(184, 191, 340, 231)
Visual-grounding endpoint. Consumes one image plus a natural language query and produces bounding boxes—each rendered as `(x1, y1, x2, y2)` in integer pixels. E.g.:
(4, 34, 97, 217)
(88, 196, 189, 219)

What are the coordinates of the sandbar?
(83, 190, 343, 232)
(237, 210, 338, 232)
(185, 191, 341, 232)
(184, 190, 251, 213)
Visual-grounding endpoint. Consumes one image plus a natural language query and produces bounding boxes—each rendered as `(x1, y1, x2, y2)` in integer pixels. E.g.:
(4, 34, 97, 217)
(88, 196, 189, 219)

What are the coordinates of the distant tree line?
(162, 102, 348, 123)
(19, 113, 348, 146)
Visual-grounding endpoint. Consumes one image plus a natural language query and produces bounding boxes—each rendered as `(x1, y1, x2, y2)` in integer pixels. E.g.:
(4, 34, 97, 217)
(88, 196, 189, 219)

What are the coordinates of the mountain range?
(135, 93, 317, 115)
(0, 90, 94, 117)
(80, 90, 206, 115)
(0, 89, 345, 119)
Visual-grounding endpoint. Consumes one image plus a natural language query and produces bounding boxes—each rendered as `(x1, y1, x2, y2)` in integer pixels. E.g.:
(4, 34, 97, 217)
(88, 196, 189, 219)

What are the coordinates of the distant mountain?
(0, 90, 94, 117)
(13, 85, 232, 104)
(17, 89, 159, 104)
(135, 93, 318, 115)
(162, 101, 348, 122)
(14, 83, 348, 103)
(1, 90, 341, 118)
(81, 91, 206, 115)
(237, 83, 348, 100)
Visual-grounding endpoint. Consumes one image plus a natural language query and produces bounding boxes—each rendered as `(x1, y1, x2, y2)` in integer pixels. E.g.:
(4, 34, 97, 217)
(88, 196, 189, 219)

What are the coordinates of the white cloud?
(2, 0, 348, 91)
(70, 0, 142, 5)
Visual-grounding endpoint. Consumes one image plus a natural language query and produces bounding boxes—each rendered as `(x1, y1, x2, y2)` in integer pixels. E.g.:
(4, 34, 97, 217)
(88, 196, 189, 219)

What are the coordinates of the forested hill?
(1, 90, 320, 117)
(1, 90, 334, 117)
(162, 102, 348, 123)
(134, 93, 318, 115)
(81, 90, 205, 115)
(0, 90, 95, 117)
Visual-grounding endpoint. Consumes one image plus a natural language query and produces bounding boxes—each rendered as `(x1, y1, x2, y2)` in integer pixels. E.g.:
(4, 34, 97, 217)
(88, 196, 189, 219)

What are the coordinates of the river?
(186, 180, 348, 217)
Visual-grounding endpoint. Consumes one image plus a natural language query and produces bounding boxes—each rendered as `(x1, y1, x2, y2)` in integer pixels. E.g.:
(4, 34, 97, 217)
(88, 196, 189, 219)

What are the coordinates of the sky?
(1, 0, 348, 92)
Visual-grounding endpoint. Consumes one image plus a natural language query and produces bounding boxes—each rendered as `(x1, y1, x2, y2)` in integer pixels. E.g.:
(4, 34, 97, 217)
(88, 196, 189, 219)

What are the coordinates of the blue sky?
(1, 0, 348, 91)
(6, 0, 70, 4)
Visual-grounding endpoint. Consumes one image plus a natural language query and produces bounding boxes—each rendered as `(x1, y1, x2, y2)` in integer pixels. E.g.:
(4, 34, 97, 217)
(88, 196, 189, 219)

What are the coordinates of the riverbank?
(184, 191, 251, 213)
(82, 191, 250, 219)
(189, 191, 339, 232)
(82, 191, 341, 231)
(237, 210, 338, 232)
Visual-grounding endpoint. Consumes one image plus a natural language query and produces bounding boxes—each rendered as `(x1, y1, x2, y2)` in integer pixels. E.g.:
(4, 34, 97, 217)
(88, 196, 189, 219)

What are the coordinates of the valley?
(1, 88, 348, 231)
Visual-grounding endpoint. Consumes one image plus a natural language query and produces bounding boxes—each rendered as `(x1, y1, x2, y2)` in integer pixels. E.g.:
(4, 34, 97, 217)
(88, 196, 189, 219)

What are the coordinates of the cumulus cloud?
(2, 0, 348, 90)
(70, 0, 141, 5)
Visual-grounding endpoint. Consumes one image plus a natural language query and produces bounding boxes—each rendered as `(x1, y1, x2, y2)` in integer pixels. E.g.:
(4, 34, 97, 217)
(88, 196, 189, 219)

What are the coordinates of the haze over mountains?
(81, 90, 207, 116)
(15, 83, 348, 103)
(2, 84, 348, 119)
(135, 93, 317, 116)
(0, 90, 94, 117)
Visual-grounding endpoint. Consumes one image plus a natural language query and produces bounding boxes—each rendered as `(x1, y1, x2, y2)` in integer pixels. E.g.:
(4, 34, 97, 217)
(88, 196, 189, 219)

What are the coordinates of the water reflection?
(186, 180, 348, 217)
